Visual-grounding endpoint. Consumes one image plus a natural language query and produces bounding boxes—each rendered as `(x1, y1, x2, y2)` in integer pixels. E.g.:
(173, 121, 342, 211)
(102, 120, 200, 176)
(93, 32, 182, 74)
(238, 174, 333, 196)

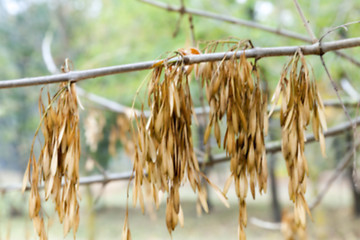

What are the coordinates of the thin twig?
(309, 140, 360, 210)
(320, 55, 359, 190)
(292, 0, 317, 43)
(319, 20, 360, 43)
(188, 14, 196, 47)
(2, 37, 360, 89)
(335, 50, 360, 68)
(172, 13, 184, 37)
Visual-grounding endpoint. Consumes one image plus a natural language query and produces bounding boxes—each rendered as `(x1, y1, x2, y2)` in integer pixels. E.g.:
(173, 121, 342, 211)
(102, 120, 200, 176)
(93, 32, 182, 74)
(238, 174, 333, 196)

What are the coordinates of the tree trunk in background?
(348, 167, 360, 217)
(198, 122, 213, 212)
(269, 155, 281, 221)
(269, 118, 281, 222)
(262, 77, 281, 221)
(345, 131, 360, 217)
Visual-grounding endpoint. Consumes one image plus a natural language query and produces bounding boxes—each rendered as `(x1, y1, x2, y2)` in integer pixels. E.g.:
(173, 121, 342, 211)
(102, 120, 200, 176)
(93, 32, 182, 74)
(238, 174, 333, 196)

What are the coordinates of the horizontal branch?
(139, 0, 360, 67)
(76, 87, 140, 117)
(2, 117, 359, 193)
(208, 116, 360, 165)
(1, 37, 360, 89)
(79, 86, 359, 117)
(139, 0, 310, 42)
(0, 171, 134, 193)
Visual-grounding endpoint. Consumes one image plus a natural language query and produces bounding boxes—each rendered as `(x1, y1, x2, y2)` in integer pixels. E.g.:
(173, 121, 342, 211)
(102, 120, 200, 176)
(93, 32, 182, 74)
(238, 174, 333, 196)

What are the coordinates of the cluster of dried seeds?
(281, 209, 307, 240)
(84, 109, 105, 152)
(22, 82, 81, 239)
(131, 53, 210, 236)
(109, 115, 136, 157)
(270, 50, 327, 230)
(198, 46, 268, 240)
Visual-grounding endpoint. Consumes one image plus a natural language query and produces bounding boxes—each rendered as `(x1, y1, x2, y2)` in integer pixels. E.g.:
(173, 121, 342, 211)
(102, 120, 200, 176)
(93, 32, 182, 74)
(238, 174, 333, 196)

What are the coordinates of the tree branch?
(0, 171, 134, 193)
(76, 87, 141, 118)
(81, 86, 359, 118)
(208, 116, 360, 165)
(335, 50, 360, 68)
(1, 37, 360, 89)
(2, 117, 359, 193)
(292, 0, 317, 43)
(138, 0, 360, 67)
(139, 0, 310, 42)
(308, 141, 359, 210)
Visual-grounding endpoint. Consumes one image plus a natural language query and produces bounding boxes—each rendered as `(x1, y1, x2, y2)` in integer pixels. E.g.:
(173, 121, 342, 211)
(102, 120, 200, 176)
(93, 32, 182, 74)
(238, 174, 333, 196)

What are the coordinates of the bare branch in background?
(188, 14, 196, 47)
(172, 0, 184, 38)
(138, 0, 360, 68)
(139, 0, 309, 42)
(341, 79, 360, 100)
(42, 31, 60, 74)
(209, 116, 360, 165)
(76, 88, 141, 118)
(1, 117, 360, 203)
(320, 56, 359, 189)
(292, 0, 317, 43)
(309, 140, 360, 210)
(0, 171, 135, 193)
(250, 217, 281, 230)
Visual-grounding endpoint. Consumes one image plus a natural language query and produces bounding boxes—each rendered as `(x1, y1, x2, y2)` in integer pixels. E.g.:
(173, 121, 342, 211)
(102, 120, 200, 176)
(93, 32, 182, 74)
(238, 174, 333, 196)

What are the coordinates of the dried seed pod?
(121, 210, 132, 240)
(130, 49, 217, 237)
(22, 81, 81, 239)
(197, 42, 268, 240)
(108, 115, 137, 158)
(281, 209, 307, 240)
(271, 50, 326, 232)
(84, 110, 105, 152)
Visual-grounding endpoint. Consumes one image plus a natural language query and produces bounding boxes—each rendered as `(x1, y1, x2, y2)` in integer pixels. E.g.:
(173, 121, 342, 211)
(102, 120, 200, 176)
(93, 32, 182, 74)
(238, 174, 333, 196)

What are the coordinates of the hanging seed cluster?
(270, 50, 327, 229)
(132, 60, 206, 236)
(109, 115, 135, 157)
(281, 209, 307, 240)
(198, 50, 268, 240)
(22, 83, 81, 239)
(84, 109, 105, 152)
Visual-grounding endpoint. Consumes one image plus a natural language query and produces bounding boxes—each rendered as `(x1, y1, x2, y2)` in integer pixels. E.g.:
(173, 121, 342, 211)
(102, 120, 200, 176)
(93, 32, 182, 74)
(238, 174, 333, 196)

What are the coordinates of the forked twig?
(319, 20, 360, 43)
